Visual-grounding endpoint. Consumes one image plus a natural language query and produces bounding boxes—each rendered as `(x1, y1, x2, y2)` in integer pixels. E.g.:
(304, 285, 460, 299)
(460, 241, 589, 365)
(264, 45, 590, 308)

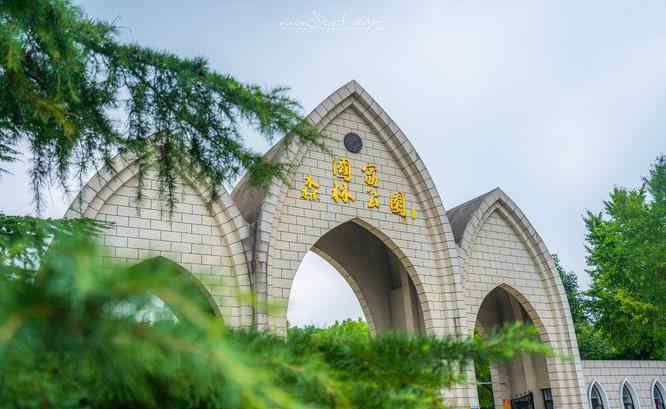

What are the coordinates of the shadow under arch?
(486, 283, 552, 345)
(474, 283, 552, 409)
(128, 256, 221, 320)
(294, 216, 428, 335)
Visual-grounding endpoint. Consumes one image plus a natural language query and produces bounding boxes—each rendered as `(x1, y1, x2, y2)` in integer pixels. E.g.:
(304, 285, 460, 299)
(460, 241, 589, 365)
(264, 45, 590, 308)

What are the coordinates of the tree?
(0, 0, 319, 212)
(553, 254, 585, 325)
(553, 254, 616, 360)
(584, 155, 666, 360)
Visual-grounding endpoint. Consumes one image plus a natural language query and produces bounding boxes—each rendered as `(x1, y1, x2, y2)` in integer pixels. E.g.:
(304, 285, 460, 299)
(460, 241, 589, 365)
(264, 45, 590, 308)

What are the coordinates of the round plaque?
(343, 132, 363, 153)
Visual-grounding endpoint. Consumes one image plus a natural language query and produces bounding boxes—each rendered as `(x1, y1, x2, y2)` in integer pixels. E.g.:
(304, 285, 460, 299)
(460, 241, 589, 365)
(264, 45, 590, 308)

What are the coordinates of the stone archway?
(475, 285, 551, 409)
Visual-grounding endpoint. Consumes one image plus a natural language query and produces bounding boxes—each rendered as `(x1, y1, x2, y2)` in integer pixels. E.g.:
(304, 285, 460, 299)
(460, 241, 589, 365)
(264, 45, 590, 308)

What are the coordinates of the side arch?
(473, 283, 552, 409)
(458, 188, 588, 408)
(65, 154, 252, 326)
(457, 188, 576, 346)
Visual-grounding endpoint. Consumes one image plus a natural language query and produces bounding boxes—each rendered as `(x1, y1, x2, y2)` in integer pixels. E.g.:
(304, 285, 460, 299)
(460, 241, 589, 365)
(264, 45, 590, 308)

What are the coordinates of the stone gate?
(67, 80, 665, 409)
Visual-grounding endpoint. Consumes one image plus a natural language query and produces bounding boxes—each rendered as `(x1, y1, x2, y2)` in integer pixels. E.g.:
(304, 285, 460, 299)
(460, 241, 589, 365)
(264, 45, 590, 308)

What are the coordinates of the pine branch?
(0, 0, 321, 213)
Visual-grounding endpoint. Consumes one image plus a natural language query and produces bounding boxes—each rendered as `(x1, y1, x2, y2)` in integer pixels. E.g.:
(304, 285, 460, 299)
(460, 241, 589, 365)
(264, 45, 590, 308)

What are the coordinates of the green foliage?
(0, 213, 104, 279)
(232, 321, 548, 409)
(584, 155, 666, 360)
(553, 254, 585, 325)
(552, 254, 616, 359)
(0, 0, 320, 211)
(0, 216, 551, 409)
(473, 342, 493, 409)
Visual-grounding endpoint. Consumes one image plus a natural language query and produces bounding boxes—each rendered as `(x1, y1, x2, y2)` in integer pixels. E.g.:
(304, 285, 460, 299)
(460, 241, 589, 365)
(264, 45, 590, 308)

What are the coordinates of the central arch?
(281, 218, 427, 335)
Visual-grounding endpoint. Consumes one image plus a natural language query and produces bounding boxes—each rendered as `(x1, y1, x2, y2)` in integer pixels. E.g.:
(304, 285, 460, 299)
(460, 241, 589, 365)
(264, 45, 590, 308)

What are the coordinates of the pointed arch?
(457, 188, 563, 294)
(65, 154, 249, 248)
(621, 379, 642, 409)
(475, 282, 551, 344)
(233, 81, 459, 258)
(588, 380, 610, 409)
(235, 80, 465, 336)
(305, 216, 433, 332)
(456, 188, 577, 343)
(459, 188, 588, 408)
(274, 214, 431, 334)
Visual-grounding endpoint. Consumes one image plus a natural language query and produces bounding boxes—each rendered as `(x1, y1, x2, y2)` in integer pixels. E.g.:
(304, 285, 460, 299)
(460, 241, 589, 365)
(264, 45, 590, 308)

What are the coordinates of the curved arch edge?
(587, 379, 611, 409)
(474, 282, 552, 344)
(620, 378, 642, 409)
(309, 246, 377, 334)
(128, 256, 223, 318)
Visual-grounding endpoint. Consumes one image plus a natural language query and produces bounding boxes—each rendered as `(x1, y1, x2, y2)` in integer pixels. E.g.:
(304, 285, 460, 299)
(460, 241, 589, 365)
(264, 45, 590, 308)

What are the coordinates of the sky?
(2, 1, 665, 326)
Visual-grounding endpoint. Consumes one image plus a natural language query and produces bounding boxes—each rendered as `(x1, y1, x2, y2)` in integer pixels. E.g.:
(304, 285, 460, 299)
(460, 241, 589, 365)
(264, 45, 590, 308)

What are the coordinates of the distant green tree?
(552, 254, 616, 360)
(584, 155, 666, 360)
(0, 0, 319, 211)
(553, 254, 585, 325)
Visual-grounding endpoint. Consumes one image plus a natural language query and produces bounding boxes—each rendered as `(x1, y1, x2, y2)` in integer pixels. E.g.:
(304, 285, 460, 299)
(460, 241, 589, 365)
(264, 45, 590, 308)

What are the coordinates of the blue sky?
(2, 1, 665, 326)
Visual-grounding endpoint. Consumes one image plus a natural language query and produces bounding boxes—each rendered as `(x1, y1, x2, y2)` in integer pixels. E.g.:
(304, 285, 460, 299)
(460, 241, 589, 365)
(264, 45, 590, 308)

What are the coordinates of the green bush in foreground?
(0, 215, 550, 409)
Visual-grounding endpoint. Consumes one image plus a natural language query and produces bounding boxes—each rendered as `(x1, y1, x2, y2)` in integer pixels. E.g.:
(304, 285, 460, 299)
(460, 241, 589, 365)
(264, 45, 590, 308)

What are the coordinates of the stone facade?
(67, 80, 665, 408)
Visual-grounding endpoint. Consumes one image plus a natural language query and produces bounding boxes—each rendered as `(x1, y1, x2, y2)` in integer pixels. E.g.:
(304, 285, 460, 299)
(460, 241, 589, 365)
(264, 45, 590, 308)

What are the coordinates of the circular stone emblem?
(343, 132, 363, 153)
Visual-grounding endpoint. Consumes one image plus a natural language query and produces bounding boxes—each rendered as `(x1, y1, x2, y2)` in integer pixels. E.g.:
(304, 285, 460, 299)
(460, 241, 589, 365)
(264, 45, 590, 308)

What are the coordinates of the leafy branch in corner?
(0, 0, 321, 212)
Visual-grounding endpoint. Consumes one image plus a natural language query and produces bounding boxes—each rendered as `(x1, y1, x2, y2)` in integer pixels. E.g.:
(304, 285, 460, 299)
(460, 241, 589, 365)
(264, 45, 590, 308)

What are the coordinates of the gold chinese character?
(411, 207, 417, 220)
(301, 175, 320, 201)
(332, 158, 352, 182)
(361, 163, 379, 187)
(367, 188, 380, 208)
(390, 192, 407, 223)
(332, 181, 355, 204)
